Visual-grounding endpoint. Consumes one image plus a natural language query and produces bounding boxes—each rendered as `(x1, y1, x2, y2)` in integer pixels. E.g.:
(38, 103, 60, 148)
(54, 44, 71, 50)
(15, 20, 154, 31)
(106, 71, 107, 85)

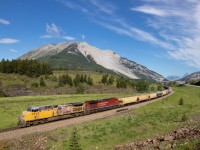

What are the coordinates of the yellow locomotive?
(18, 105, 58, 127)
(18, 102, 84, 127)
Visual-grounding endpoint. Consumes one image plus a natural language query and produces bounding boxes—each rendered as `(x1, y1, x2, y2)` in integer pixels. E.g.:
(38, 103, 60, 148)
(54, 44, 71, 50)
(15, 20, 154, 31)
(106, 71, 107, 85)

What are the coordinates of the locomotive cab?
(18, 105, 58, 127)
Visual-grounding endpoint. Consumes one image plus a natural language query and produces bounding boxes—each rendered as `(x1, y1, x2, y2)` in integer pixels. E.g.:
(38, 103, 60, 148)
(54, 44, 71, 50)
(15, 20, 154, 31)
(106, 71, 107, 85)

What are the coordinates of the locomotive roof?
(102, 97, 116, 100)
(85, 98, 117, 103)
(85, 100, 98, 103)
(27, 104, 58, 111)
(58, 102, 84, 107)
(70, 102, 84, 106)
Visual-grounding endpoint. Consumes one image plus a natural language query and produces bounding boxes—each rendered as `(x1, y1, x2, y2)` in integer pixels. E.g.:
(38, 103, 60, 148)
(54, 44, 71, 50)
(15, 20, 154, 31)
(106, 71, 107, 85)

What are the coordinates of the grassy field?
(38, 86, 200, 150)
(0, 86, 199, 149)
(0, 71, 140, 96)
(0, 93, 133, 129)
(0, 70, 115, 89)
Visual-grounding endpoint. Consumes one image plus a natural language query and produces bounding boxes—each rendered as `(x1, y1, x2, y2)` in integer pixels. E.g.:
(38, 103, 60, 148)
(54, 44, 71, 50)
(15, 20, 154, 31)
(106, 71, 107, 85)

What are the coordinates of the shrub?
(76, 84, 84, 94)
(0, 90, 5, 97)
(31, 82, 39, 88)
(181, 113, 188, 121)
(69, 127, 82, 150)
(179, 97, 184, 105)
(40, 77, 46, 87)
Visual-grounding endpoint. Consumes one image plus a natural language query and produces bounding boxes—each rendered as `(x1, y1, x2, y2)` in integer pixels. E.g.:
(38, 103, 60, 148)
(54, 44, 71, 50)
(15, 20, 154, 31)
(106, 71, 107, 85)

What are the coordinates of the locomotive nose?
(17, 116, 25, 127)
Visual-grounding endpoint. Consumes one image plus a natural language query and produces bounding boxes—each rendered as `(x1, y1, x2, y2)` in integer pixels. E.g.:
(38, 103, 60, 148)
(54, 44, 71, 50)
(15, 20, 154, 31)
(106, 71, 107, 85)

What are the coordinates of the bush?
(0, 90, 5, 97)
(40, 77, 46, 87)
(76, 84, 84, 94)
(69, 127, 82, 150)
(179, 97, 184, 105)
(181, 113, 188, 121)
(31, 82, 39, 88)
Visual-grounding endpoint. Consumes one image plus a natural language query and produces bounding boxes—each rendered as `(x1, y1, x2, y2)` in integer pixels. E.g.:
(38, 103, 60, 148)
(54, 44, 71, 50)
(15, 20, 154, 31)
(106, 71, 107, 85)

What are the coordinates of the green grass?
(0, 93, 132, 129)
(41, 86, 200, 150)
(0, 86, 200, 149)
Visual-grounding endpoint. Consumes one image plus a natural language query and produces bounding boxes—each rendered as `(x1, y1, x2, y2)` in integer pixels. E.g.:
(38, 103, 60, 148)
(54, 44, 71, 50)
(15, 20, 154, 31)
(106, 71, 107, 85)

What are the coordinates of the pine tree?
(179, 97, 184, 105)
(101, 74, 108, 85)
(40, 77, 46, 87)
(108, 76, 115, 85)
(69, 127, 82, 150)
(87, 76, 93, 86)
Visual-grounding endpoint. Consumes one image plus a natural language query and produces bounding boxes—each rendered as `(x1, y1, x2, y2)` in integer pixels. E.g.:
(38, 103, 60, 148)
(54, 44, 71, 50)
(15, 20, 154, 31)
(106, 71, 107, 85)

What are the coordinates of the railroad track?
(0, 91, 174, 137)
(0, 127, 19, 133)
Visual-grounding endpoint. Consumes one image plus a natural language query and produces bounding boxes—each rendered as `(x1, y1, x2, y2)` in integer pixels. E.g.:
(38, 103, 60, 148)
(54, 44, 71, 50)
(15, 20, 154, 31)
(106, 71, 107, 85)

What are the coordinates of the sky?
(1, 0, 200, 78)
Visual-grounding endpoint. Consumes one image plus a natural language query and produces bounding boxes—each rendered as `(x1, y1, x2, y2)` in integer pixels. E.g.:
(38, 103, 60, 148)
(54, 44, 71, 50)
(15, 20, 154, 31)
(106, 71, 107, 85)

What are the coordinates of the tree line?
(0, 59, 52, 77)
(58, 74, 93, 87)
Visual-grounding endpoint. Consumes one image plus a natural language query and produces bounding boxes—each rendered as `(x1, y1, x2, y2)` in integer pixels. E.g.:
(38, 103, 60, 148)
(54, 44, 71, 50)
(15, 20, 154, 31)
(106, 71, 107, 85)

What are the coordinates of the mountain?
(19, 42, 165, 81)
(166, 75, 181, 81)
(179, 71, 200, 81)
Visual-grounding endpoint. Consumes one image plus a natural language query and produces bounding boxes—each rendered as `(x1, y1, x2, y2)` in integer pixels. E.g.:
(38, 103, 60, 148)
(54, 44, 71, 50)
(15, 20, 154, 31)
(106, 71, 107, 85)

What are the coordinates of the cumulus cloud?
(41, 23, 76, 41)
(0, 18, 10, 25)
(41, 23, 61, 38)
(0, 38, 19, 44)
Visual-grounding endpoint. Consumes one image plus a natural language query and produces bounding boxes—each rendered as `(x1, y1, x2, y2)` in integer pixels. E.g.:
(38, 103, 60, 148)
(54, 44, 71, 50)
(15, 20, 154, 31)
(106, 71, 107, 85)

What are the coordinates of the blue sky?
(1, 0, 200, 77)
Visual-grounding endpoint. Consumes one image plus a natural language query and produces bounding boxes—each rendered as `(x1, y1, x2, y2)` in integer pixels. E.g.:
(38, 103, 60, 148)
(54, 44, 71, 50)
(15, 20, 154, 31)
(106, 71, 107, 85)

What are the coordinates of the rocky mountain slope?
(166, 75, 181, 81)
(179, 71, 200, 81)
(19, 42, 165, 81)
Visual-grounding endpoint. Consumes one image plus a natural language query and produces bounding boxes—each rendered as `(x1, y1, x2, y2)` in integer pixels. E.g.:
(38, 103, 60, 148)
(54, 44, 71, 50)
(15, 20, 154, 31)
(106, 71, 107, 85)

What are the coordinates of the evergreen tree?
(40, 77, 46, 87)
(69, 127, 82, 150)
(116, 76, 128, 88)
(179, 97, 184, 105)
(73, 74, 81, 87)
(87, 76, 93, 86)
(108, 76, 115, 85)
(157, 84, 163, 91)
(135, 80, 150, 92)
(101, 74, 108, 85)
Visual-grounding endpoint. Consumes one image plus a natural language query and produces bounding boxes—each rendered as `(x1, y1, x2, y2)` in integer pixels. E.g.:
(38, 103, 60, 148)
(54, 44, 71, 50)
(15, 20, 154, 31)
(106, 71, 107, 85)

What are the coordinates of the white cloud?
(41, 23, 75, 41)
(45, 23, 61, 38)
(9, 49, 18, 53)
(131, 0, 200, 68)
(63, 36, 76, 41)
(81, 34, 86, 40)
(0, 38, 19, 44)
(0, 18, 10, 25)
(90, 0, 117, 15)
(131, 6, 167, 16)
(40, 35, 52, 39)
(59, 0, 200, 68)
(59, 0, 88, 13)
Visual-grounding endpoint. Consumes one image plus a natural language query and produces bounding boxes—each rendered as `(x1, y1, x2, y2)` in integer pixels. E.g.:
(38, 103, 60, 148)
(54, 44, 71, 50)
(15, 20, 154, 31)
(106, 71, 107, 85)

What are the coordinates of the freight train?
(18, 87, 172, 127)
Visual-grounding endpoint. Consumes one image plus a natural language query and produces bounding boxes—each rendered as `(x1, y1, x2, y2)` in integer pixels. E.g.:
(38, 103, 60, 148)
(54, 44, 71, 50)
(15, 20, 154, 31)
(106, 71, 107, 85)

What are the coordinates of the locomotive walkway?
(0, 92, 174, 141)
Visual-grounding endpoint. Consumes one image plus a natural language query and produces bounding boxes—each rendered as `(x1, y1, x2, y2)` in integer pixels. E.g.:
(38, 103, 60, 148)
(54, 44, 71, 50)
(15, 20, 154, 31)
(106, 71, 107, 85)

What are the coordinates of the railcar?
(119, 96, 138, 105)
(149, 92, 157, 99)
(57, 102, 84, 117)
(85, 97, 120, 114)
(162, 90, 168, 96)
(137, 94, 150, 102)
(156, 91, 163, 97)
(18, 87, 172, 128)
(18, 104, 58, 127)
